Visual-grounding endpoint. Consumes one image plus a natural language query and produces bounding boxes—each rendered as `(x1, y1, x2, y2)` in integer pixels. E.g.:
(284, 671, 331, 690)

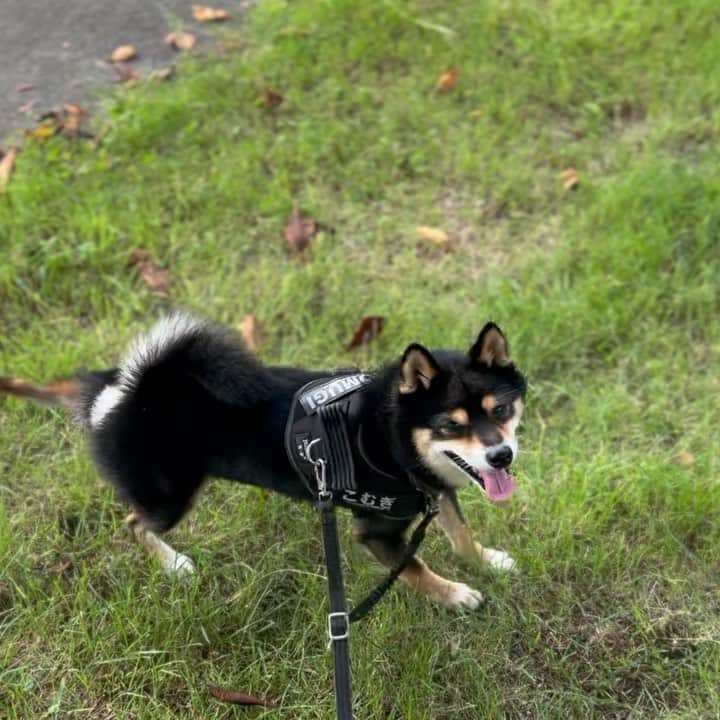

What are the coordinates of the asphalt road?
(0, 0, 227, 140)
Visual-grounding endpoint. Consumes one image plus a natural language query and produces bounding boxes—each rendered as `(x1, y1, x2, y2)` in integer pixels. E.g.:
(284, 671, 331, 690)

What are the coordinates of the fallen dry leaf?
(30, 107, 93, 139)
(240, 314, 260, 352)
(63, 103, 86, 116)
(261, 88, 283, 111)
(112, 63, 142, 84)
(165, 31, 197, 51)
(560, 167, 580, 191)
(18, 99, 37, 113)
(129, 249, 170, 295)
(284, 205, 317, 254)
(209, 686, 278, 708)
(416, 225, 453, 252)
(153, 66, 175, 81)
(46, 560, 74, 575)
(193, 4, 230, 21)
(25, 121, 57, 141)
(0, 147, 19, 192)
(110, 44, 137, 63)
(345, 316, 385, 352)
(435, 68, 460, 92)
(673, 451, 695, 467)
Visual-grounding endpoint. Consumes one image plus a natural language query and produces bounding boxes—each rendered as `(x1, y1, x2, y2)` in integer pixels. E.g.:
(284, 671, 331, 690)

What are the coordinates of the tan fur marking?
(362, 537, 464, 604)
(437, 494, 482, 562)
(412, 428, 432, 457)
(481, 395, 497, 413)
(399, 558, 459, 599)
(500, 398, 524, 440)
(449, 407, 469, 425)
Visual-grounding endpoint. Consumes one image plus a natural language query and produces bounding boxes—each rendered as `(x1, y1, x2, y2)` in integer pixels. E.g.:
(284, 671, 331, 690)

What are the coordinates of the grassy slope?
(1, 1, 719, 717)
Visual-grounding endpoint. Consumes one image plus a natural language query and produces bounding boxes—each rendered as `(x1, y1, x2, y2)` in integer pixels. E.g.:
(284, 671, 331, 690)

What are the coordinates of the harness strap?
(320, 404, 355, 491)
(319, 496, 353, 720)
(349, 499, 438, 623)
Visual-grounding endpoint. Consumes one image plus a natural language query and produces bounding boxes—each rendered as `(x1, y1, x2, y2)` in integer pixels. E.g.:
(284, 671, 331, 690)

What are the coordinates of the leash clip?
(305, 438, 331, 501)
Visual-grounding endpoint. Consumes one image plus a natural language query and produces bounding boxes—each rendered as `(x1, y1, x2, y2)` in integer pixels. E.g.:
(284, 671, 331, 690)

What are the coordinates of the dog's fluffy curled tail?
(2, 312, 265, 531)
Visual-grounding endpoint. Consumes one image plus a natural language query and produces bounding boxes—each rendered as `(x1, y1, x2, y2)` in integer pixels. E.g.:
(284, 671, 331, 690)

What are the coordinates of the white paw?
(443, 582, 485, 610)
(486, 549, 516, 572)
(161, 551, 196, 576)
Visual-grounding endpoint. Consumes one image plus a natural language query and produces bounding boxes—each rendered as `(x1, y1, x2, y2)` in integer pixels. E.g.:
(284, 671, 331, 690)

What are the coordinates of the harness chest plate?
(285, 373, 425, 519)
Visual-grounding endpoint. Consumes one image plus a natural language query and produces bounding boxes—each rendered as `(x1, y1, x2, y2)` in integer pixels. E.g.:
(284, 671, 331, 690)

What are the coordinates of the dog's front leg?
(437, 491, 515, 571)
(125, 513, 196, 576)
(353, 518, 484, 610)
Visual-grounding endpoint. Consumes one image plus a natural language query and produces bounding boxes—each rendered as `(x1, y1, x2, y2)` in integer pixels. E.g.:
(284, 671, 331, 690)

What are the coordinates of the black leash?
(319, 493, 353, 720)
(307, 438, 437, 719)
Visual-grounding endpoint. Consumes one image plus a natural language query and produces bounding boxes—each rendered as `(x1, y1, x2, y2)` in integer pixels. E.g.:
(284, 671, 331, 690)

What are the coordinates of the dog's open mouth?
(443, 450, 517, 502)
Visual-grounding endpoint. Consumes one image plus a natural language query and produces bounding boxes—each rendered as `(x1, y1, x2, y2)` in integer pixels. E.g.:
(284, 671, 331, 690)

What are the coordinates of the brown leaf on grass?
(153, 66, 175, 81)
(165, 31, 197, 51)
(416, 225, 454, 252)
(25, 121, 57, 141)
(284, 205, 317, 254)
(0, 147, 19, 192)
(673, 451, 695, 467)
(63, 103, 86, 116)
(29, 107, 93, 139)
(113, 63, 142, 84)
(261, 88, 283, 111)
(110, 45, 137, 63)
(46, 560, 74, 575)
(560, 167, 580, 191)
(129, 249, 170, 295)
(209, 686, 278, 708)
(192, 4, 230, 22)
(435, 68, 460, 92)
(345, 316, 385, 352)
(240, 314, 260, 352)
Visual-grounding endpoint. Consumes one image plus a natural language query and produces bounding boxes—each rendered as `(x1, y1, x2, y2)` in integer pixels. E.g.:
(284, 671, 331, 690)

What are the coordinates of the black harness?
(285, 373, 438, 719)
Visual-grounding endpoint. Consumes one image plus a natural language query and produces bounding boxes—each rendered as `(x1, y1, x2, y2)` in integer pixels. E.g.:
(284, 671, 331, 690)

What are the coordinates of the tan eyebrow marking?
(481, 395, 497, 413)
(449, 408, 469, 425)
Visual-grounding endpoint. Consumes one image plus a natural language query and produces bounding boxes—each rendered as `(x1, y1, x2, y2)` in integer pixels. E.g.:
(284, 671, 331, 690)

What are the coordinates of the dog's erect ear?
(470, 322, 511, 367)
(399, 344, 439, 394)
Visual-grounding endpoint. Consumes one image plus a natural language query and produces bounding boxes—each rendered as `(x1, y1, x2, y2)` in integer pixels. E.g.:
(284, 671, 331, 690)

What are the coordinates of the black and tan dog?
(0, 314, 526, 609)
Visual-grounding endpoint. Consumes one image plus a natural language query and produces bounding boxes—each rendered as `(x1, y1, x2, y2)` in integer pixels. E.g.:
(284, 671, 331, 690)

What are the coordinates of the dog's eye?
(440, 420, 465, 436)
(492, 404, 511, 421)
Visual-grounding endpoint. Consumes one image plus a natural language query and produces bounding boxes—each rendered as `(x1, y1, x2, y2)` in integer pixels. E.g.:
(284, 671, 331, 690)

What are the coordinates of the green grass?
(1, 0, 719, 717)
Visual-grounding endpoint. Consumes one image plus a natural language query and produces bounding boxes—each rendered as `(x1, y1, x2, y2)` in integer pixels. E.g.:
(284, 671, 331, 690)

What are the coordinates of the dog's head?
(393, 322, 526, 502)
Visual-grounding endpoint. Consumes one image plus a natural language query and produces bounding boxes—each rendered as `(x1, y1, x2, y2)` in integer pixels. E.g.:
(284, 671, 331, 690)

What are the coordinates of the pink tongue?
(479, 469, 517, 502)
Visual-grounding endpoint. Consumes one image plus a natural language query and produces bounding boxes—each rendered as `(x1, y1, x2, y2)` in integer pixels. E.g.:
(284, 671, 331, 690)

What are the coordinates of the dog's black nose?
(487, 446, 513, 469)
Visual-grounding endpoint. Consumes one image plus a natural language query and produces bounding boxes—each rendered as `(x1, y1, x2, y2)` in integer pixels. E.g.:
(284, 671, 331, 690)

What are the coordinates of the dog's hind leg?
(437, 491, 515, 571)
(125, 513, 196, 576)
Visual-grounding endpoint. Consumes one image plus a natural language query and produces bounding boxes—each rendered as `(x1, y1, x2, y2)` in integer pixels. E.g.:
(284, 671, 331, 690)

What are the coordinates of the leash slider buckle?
(327, 611, 349, 642)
